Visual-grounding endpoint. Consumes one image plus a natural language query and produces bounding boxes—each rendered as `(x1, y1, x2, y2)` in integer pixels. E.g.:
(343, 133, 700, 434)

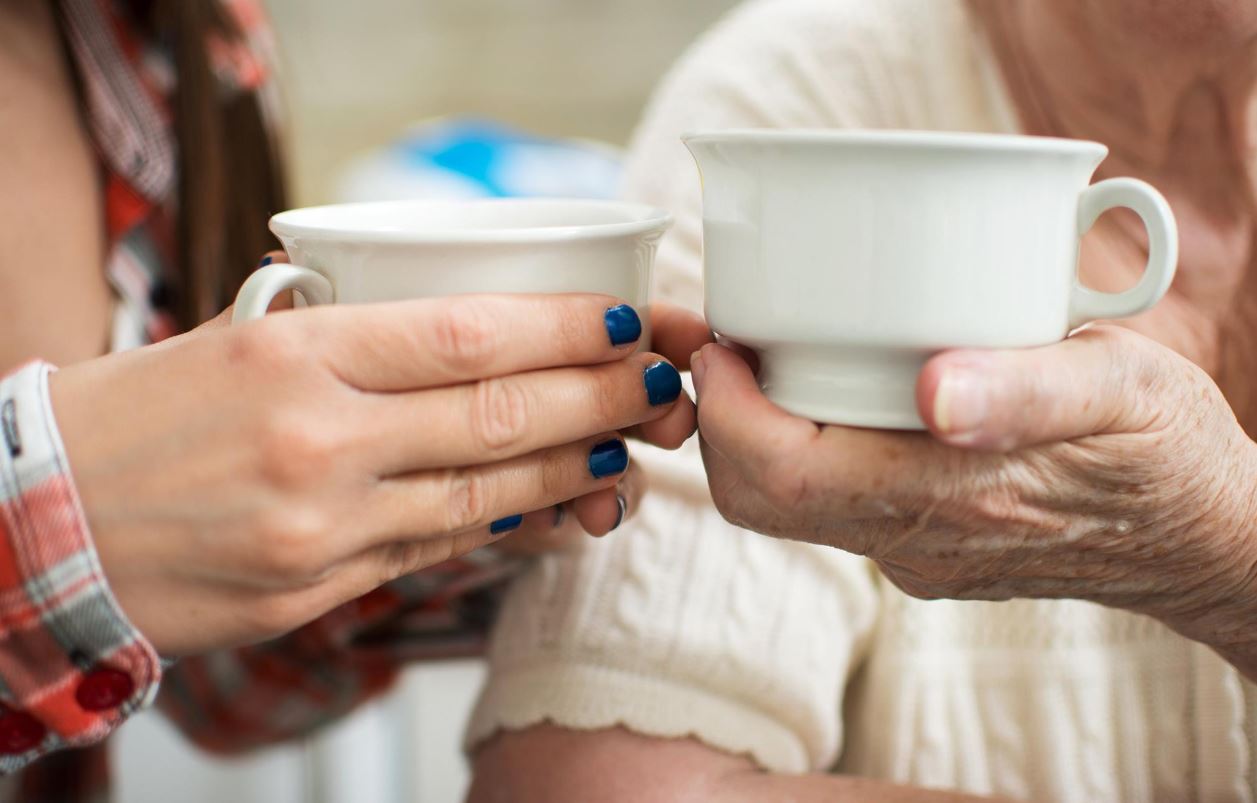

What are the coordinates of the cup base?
(756, 345, 929, 430)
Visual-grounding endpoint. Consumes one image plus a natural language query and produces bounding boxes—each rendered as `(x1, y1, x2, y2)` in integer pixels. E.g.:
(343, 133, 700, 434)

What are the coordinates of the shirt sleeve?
(0, 362, 162, 773)
(156, 555, 522, 754)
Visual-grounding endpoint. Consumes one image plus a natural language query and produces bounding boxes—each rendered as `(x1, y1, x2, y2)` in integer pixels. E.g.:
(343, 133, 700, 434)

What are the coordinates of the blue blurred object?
(336, 117, 624, 202)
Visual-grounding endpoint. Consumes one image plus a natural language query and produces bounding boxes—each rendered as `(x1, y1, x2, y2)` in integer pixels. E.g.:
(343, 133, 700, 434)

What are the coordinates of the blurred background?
(111, 0, 739, 801)
(274, 0, 739, 207)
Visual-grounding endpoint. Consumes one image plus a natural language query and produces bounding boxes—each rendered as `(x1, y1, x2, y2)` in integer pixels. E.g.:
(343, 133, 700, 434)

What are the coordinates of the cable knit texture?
(466, 0, 1257, 798)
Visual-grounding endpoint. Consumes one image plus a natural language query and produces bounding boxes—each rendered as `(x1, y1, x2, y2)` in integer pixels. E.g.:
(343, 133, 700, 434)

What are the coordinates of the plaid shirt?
(0, 2, 519, 800)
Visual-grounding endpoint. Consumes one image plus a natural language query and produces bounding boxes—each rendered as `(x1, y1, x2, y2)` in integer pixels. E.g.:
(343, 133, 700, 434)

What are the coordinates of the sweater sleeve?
(465, 444, 879, 772)
(463, 0, 920, 772)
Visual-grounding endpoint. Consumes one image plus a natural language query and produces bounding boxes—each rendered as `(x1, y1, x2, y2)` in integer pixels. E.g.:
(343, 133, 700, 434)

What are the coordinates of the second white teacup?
(232, 198, 671, 342)
(684, 129, 1179, 429)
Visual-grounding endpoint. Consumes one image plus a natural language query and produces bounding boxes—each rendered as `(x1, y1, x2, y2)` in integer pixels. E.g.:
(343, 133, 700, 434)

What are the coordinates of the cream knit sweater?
(466, 1, 1257, 799)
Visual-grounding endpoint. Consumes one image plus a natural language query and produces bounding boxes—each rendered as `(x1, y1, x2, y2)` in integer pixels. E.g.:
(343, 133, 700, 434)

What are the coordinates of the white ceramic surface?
(232, 198, 671, 341)
(684, 129, 1179, 429)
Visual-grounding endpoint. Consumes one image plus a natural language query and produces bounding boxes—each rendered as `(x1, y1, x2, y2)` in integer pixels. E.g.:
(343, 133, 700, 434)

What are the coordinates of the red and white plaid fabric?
(0, 363, 161, 772)
(0, 2, 522, 799)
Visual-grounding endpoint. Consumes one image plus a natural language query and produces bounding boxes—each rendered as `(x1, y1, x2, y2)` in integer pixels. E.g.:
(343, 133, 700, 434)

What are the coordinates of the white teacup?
(232, 198, 671, 341)
(684, 129, 1178, 429)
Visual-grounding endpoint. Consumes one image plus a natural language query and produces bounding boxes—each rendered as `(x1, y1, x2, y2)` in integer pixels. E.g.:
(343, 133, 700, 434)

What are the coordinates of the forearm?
(713, 771, 1008, 803)
(469, 726, 1010, 803)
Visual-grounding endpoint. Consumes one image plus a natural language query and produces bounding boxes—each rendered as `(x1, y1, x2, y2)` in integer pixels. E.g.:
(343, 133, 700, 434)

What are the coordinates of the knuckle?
(551, 299, 592, 354)
(377, 532, 476, 584)
(431, 301, 500, 373)
(378, 541, 435, 584)
(756, 455, 812, 511)
(589, 365, 626, 425)
(1091, 326, 1156, 384)
(227, 319, 306, 375)
(538, 444, 574, 499)
(469, 377, 531, 456)
(965, 485, 1028, 530)
(443, 468, 491, 532)
(249, 509, 332, 582)
(254, 413, 338, 491)
(247, 594, 309, 635)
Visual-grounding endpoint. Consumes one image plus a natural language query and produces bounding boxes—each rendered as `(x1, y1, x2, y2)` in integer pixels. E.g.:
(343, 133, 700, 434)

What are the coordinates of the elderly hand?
(691, 326, 1257, 678)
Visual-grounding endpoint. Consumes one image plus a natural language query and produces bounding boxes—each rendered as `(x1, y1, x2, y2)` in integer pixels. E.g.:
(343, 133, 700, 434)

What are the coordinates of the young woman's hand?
(50, 293, 706, 655)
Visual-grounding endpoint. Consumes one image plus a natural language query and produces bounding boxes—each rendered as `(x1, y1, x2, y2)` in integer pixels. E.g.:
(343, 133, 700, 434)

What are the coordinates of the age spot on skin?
(874, 500, 901, 518)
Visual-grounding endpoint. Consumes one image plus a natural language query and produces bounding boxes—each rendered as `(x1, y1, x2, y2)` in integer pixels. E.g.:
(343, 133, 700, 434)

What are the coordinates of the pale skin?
(473, 0, 1257, 799)
(0, 0, 712, 656)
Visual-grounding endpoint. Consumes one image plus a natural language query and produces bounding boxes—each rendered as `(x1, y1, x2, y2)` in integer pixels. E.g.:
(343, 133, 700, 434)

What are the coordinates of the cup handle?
(1068, 178, 1179, 329)
(231, 263, 335, 325)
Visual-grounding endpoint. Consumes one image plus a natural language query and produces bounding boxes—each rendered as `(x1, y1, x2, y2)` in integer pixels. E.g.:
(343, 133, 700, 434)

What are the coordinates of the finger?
(320, 527, 501, 615)
(691, 342, 822, 473)
(693, 342, 945, 514)
(490, 505, 583, 556)
(917, 324, 1179, 451)
(495, 457, 647, 552)
(632, 388, 697, 450)
(362, 434, 631, 547)
(301, 294, 645, 391)
(367, 354, 684, 473)
(572, 487, 625, 537)
(576, 458, 645, 537)
(697, 435, 806, 537)
(726, 341, 760, 374)
(649, 304, 713, 370)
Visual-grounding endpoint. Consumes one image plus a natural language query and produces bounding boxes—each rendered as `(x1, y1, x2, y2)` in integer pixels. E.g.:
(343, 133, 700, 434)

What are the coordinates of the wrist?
(0, 361, 162, 765)
(1163, 434, 1257, 678)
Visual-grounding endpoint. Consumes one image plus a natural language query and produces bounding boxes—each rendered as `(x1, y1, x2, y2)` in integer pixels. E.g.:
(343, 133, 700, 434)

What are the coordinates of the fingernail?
(644, 361, 683, 406)
(611, 493, 627, 532)
(553, 504, 566, 528)
(259, 255, 273, 267)
(690, 350, 706, 393)
(604, 305, 642, 347)
(588, 439, 629, 479)
(490, 514, 524, 535)
(933, 368, 988, 443)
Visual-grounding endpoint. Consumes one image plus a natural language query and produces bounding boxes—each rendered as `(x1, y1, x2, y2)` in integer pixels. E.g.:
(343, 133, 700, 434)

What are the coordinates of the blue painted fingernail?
(490, 514, 523, 535)
(604, 305, 642, 347)
(553, 505, 567, 528)
(259, 255, 273, 267)
(611, 493, 627, 532)
(644, 361, 683, 406)
(588, 439, 629, 479)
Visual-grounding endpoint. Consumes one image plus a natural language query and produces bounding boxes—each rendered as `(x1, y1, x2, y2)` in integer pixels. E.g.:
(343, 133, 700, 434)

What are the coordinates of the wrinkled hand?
(692, 326, 1257, 678)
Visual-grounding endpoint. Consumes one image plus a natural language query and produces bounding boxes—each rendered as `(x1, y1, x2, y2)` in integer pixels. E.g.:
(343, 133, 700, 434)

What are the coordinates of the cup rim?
(270, 198, 673, 244)
(681, 128, 1109, 158)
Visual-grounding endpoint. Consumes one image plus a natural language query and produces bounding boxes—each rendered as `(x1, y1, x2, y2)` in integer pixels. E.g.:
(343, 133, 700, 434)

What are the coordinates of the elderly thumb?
(916, 326, 1166, 452)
